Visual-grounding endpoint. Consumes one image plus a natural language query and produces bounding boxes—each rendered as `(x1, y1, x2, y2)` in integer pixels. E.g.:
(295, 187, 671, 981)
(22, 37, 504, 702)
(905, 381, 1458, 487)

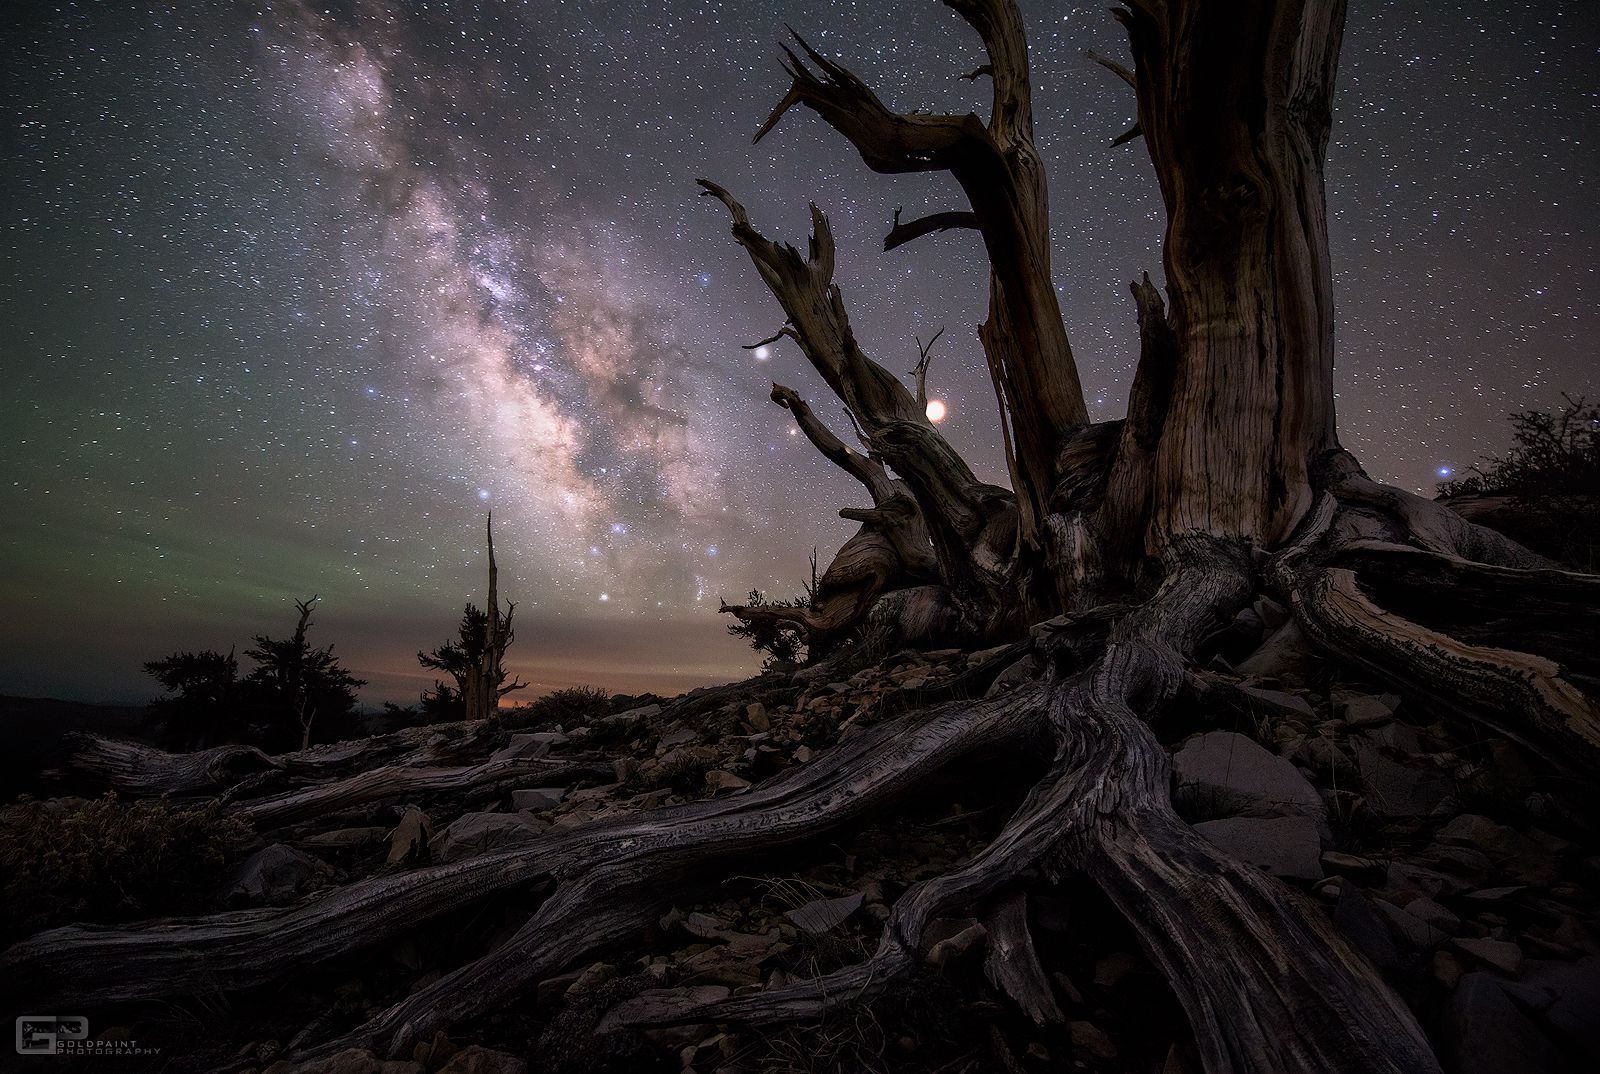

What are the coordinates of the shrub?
(1440, 394, 1600, 569)
(0, 793, 252, 939)
(497, 685, 615, 729)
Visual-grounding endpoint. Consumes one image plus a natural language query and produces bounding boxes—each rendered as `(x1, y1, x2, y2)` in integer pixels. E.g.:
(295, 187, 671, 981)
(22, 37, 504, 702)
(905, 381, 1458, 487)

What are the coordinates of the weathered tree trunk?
(1110, 0, 1345, 550)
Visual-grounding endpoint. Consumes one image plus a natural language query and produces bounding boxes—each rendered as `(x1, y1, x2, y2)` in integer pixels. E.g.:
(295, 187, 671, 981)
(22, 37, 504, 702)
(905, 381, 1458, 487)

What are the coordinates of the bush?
(1439, 394, 1600, 569)
(0, 793, 252, 939)
(497, 685, 615, 729)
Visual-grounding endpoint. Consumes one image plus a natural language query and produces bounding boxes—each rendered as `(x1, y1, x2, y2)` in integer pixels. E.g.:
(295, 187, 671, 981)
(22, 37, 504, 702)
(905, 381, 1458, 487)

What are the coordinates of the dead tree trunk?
(461, 516, 527, 721)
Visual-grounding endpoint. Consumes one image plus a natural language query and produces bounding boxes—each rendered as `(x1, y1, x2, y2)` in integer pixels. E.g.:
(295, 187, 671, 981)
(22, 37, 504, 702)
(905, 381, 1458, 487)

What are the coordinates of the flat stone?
(1192, 815, 1323, 880)
(1234, 685, 1316, 720)
(1454, 937, 1525, 976)
(1173, 731, 1326, 823)
(433, 812, 547, 863)
(785, 892, 865, 936)
(511, 787, 567, 812)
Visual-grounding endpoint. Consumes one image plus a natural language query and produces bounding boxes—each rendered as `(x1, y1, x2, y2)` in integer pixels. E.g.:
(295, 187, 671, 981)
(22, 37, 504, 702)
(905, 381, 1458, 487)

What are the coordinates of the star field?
(1, 0, 1595, 703)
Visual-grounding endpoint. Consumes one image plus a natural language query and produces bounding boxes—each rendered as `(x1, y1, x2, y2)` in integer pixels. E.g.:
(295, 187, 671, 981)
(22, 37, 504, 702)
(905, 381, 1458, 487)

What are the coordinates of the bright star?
(925, 399, 948, 423)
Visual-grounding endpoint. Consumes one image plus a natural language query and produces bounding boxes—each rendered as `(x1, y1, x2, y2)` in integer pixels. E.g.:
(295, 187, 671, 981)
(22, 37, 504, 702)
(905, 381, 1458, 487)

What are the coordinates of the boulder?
(226, 844, 333, 906)
(1502, 957, 1600, 1063)
(1192, 816, 1323, 880)
(433, 812, 547, 863)
(1454, 937, 1525, 976)
(1173, 732, 1325, 823)
(1442, 973, 1565, 1074)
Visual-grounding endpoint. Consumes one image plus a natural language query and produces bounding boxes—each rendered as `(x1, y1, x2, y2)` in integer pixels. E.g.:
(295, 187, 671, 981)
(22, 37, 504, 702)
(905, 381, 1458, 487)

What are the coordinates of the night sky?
(2, 1, 1595, 705)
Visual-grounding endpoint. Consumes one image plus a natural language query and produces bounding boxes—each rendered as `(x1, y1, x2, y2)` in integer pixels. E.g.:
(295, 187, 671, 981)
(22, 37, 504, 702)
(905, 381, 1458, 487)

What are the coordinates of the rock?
(386, 806, 433, 865)
(226, 844, 333, 906)
(512, 787, 567, 812)
(435, 1046, 527, 1074)
(1192, 816, 1323, 880)
(1336, 693, 1397, 727)
(1092, 951, 1139, 989)
(745, 703, 770, 731)
(433, 812, 546, 863)
(1173, 732, 1326, 824)
(1320, 851, 1387, 885)
(656, 728, 697, 751)
(1234, 620, 1315, 685)
(1350, 738, 1452, 818)
(1501, 957, 1600, 1063)
(1387, 860, 1472, 899)
(704, 770, 750, 794)
(785, 892, 865, 936)
(985, 654, 1040, 697)
(1374, 899, 1449, 950)
(298, 826, 387, 849)
(564, 961, 616, 996)
(1442, 973, 1565, 1074)
(1332, 884, 1399, 971)
(1404, 896, 1461, 935)
(1454, 937, 1525, 976)
(1235, 685, 1316, 720)
(1432, 949, 1464, 990)
(926, 921, 987, 967)
(1437, 813, 1559, 886)
(493, 731, 567, 761)
(1068, 1021, 1119, 1062)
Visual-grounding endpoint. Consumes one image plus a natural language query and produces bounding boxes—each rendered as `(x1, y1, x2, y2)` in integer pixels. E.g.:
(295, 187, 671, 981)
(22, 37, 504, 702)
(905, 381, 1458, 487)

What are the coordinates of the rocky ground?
(11, 603, 1599, 1074)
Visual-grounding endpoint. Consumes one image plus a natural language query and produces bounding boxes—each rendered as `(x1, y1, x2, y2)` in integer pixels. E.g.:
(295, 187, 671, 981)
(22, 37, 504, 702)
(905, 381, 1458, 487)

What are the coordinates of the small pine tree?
(242, 597, 366, 750)
(143, 649, 242, 749)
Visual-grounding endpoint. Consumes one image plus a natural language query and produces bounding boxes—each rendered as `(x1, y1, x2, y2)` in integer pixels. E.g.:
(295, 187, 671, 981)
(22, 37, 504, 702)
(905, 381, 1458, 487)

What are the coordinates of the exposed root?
(232, 754, 616, 829)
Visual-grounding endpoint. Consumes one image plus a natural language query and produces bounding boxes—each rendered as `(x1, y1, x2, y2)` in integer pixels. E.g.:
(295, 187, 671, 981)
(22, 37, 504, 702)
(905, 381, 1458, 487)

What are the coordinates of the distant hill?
(0, 695, 151, 800)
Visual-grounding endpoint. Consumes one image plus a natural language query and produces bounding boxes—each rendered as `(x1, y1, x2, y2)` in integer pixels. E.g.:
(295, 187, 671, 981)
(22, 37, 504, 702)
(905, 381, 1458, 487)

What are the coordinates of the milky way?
(2, 0, 1595, 703)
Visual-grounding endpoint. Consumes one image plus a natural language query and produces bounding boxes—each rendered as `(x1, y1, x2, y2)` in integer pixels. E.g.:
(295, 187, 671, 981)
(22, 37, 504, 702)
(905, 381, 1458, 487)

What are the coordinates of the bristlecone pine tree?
(7, 4, 1597, 1071)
